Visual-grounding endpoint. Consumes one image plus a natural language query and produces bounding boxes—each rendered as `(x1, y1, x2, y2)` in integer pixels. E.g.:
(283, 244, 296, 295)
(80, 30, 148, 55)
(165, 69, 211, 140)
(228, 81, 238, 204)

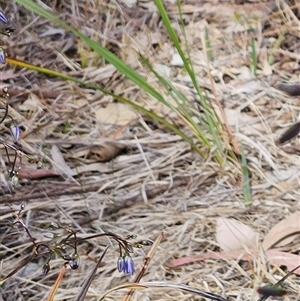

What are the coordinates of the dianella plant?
(0, 9, 152, 300)
(0, 10, 21, 193)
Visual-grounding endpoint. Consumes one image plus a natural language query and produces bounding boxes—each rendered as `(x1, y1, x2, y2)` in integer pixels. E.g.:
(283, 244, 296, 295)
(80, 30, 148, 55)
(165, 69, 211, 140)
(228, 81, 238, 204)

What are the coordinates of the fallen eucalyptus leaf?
(263, 211, 300, 250)
(216, 217, 258, 252)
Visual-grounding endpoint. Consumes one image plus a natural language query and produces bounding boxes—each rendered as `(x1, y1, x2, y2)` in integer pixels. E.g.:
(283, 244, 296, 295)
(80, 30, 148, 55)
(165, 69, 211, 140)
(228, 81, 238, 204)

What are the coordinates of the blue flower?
(10, 124, 20, 142)
(117, 256, 124, 272)
(117, 254, 135, 274)
(0, 12, 7, 24)
(123, 254, 135, 275)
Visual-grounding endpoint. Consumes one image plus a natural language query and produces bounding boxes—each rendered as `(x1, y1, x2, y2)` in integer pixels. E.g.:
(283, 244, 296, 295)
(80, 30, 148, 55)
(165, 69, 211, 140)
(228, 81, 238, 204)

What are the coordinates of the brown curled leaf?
(276, 121, 300, 145)
(90, 141, 127, 162)
(276, 84, 300, 96)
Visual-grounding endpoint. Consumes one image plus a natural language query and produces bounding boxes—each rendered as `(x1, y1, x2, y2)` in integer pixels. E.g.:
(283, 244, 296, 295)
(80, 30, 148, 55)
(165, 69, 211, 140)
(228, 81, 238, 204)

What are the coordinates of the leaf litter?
(0, 1, 300, 301)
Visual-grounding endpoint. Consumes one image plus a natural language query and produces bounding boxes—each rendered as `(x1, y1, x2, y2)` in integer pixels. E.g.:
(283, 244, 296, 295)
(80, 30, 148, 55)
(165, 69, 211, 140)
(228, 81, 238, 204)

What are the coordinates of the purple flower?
(0, 12, 7, 24)
(117, 256, 124, 272)
(0, 47, 5, 64)
(10, 124, 20, 142)
(123, 254, 135, 275)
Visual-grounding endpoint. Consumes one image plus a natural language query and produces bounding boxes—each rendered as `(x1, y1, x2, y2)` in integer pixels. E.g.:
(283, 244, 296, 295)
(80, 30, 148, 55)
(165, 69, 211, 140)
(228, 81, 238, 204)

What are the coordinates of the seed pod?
(0, 12, 7, 24)
(138, 240, 153, 246)
(124, 234, 137, 240)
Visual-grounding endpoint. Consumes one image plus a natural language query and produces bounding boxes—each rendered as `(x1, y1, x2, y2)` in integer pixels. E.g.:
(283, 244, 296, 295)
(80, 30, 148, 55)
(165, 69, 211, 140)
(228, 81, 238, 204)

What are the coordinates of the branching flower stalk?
(2, 202, 152, 284)
(0, 10, 22, 193)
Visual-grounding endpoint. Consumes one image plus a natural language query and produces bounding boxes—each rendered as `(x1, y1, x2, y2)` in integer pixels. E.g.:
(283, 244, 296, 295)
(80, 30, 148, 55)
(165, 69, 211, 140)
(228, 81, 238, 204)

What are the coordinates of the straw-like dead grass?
(0, 0, 299, 300)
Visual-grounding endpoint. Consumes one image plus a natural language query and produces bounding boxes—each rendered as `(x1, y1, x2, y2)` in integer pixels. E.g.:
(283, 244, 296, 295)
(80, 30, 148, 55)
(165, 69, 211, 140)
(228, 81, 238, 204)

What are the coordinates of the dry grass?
(0, 0, 299, 300)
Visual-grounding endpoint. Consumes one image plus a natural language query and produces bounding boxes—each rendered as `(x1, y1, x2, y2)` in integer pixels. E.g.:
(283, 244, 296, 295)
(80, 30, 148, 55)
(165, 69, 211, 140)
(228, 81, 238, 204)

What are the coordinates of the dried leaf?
(276, 121, 300, 145)
(216, 217, 258, 252)
(165, 250, 256, 268)
(90, 142, 126, 162)
(276, 84, 300, 96)
(18, 169, 59, 180)
(263, 212, 300, 250)
(166, 250, 300, 275)
(95, 103, 138, 126)
(232, 80, 263, 94)
(266, 249, 300, 274)
(19, 94, 44, 112)
(71, 163, 111, 174)
(51, 145, 76, 177)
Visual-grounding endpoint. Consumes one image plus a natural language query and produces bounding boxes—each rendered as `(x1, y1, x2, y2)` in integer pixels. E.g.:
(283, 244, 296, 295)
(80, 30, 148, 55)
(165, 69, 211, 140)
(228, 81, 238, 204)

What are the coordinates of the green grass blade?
(13, 0, 165, 104)
(240, 145, 251, 207)
(7, 56, 205, 157)
(154, 0, 226, 163)
(250, 37, 257, 76)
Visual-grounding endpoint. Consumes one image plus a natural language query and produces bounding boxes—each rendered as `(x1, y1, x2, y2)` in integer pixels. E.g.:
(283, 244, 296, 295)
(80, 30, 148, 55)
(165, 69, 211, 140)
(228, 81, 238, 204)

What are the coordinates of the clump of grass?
(11, 0, 242, 166)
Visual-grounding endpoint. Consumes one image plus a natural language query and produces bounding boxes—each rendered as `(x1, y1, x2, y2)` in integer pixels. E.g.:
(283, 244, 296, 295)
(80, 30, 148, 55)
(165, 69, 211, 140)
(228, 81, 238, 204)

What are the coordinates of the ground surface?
(0, 0, 299, 301)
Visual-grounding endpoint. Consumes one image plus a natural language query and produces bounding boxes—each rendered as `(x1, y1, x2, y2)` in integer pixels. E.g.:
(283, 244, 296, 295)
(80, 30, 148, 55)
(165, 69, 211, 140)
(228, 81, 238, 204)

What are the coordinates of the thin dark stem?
(257, 264, 300, 301)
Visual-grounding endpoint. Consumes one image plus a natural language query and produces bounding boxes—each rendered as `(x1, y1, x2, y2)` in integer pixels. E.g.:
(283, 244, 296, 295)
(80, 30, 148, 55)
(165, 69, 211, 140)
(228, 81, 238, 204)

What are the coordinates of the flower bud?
(123, 254, 135, 275)
(0, 47, 5, 64)
(117, 256, 124, 273)
(10, 124, 20, 142)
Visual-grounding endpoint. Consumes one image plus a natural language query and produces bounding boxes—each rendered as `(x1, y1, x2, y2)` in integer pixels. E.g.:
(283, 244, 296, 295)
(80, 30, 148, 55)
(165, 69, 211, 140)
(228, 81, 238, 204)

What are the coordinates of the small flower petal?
(123, 254, 135, 275)
(0, 47, 6, 64)
(0, 12, 7, 24)
(10, 124, 20, 142)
